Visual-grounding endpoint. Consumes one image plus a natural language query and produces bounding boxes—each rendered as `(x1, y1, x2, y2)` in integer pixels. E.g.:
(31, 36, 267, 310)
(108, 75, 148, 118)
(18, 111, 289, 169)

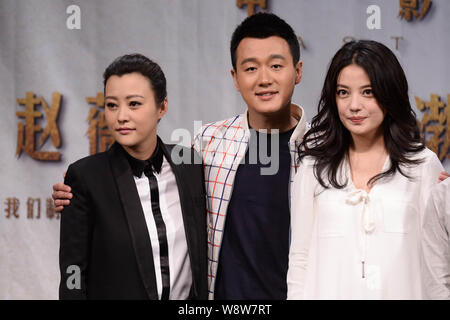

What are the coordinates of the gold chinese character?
(46, 197, 60, 219)
(4, 197, 20, 219)
(237, 0, 266, 17)
(27, 197, 41, 219)
(416, 94, 449, 161)
(16, 92, 62, 161)
(399, 0, 432, 21)
(85, 92, 114, 155)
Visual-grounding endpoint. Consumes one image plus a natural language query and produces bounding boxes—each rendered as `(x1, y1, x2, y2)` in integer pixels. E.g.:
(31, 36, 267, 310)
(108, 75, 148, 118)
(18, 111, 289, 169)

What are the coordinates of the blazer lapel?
(108, 143, 159, 300)
(160, 140, 200, 295)
(160, 141, 196, 233)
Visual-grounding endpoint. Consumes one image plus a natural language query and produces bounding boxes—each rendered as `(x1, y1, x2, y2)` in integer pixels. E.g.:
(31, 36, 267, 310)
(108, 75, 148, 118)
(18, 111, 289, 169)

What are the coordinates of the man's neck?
(247, 103, 298, 133)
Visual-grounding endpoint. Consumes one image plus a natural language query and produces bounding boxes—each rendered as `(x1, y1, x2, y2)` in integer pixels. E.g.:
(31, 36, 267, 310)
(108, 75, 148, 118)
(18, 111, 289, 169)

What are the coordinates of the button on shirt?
(126, 145, 192, 300)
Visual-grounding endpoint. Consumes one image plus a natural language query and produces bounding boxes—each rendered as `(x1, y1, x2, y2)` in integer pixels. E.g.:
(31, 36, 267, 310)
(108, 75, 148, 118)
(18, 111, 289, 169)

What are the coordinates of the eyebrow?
(125, 94, 144, 99)
(104, 94, 145, 100)
(336, 84, 372, 89)
(240, 54, 287, 65)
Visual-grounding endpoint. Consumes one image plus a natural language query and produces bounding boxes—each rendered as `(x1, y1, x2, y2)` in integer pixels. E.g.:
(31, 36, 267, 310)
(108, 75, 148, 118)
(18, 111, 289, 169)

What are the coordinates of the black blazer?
(59, 140, 207, 300)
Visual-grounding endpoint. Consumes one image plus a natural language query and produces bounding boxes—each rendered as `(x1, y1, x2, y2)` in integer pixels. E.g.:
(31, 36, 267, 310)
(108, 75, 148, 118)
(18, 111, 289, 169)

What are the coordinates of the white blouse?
(421, 178, 450, 299)
(287, 148, 444, 300)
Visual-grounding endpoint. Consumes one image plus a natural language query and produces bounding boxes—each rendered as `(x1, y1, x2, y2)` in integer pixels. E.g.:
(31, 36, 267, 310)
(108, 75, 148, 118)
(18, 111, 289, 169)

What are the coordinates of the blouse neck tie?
(345, 189, 376, 279)
(346, 189, 376, 234)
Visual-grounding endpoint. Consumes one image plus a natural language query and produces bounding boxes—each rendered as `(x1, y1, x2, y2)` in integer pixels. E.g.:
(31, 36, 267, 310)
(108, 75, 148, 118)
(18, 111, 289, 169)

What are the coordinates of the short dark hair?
(103, 53, 167, 106)
(299, 40, 424, 189)
(230, 13, 300, 70)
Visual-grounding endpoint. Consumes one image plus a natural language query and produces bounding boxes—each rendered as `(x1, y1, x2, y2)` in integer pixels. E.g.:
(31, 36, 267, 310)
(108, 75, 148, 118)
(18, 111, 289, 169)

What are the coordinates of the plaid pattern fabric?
(193, 104, 307, 299)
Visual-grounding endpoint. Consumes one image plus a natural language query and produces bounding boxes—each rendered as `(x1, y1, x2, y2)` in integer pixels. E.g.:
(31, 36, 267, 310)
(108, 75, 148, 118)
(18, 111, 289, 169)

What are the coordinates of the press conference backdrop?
(0, 0, 448, 299)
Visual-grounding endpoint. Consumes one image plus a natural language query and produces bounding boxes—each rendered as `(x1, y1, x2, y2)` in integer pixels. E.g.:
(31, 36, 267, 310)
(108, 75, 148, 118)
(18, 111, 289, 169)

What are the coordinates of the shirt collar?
(126, 139, 164, 177)
(241, 103, 307, 143)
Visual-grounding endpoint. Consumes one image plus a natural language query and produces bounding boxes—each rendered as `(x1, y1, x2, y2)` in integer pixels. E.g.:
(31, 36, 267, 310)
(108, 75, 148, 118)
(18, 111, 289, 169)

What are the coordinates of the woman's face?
(336, 64, 385, 141)
(104, 72, 167, 157)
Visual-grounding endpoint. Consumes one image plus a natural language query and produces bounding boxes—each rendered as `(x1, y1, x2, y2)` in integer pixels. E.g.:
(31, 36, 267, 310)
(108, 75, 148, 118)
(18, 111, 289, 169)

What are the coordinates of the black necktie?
(144, 163, 170, 300)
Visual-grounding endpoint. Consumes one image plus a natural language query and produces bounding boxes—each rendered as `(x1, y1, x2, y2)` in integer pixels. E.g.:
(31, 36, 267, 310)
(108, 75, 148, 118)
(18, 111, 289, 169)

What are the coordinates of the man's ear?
(295, 60, 303, 85)
(231, 68, 241, 92)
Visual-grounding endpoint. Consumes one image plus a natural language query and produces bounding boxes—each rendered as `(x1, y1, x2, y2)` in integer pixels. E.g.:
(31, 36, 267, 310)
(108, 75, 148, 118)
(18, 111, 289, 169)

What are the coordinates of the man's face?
(231, 36, 302, 116)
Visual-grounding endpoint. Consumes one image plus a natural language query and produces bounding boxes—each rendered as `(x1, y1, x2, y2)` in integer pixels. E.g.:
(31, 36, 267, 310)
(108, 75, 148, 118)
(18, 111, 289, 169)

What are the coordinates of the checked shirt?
(193, 104, 308, 299)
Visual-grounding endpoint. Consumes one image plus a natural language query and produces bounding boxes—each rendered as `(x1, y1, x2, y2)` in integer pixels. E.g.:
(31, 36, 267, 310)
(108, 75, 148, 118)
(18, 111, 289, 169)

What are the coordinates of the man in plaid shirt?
(193, 13, 307, 299)
(53, 13, 307, 300)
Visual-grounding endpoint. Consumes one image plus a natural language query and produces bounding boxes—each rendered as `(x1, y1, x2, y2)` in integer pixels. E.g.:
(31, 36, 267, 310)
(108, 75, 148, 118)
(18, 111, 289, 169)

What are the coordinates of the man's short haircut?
(103, 53, 167, 106)
(230, 13, 300, 70)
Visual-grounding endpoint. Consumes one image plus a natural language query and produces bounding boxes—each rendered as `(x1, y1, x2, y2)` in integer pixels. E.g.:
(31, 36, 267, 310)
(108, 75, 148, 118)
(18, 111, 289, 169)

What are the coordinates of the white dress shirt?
(287, 148, 444, 299)
(134, 155, 192, 300)
(421, 177, 450, 299)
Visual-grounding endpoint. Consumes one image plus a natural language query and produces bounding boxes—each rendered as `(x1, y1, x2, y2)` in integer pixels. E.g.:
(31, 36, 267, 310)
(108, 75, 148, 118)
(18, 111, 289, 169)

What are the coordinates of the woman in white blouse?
(287, 40, 445, 299)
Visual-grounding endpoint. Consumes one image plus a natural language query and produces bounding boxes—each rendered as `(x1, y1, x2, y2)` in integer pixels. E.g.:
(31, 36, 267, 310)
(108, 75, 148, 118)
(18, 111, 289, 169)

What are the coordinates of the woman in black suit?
(59, 54, 207, 300)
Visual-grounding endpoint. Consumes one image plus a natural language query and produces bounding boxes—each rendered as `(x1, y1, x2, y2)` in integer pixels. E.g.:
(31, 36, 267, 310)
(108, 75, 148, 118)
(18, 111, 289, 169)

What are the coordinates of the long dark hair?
(298, 40, 424, 189)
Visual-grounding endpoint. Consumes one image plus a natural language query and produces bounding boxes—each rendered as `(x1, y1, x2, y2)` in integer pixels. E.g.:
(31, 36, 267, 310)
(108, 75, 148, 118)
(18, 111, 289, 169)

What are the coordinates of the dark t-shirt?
(214, 126, 295, 300)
